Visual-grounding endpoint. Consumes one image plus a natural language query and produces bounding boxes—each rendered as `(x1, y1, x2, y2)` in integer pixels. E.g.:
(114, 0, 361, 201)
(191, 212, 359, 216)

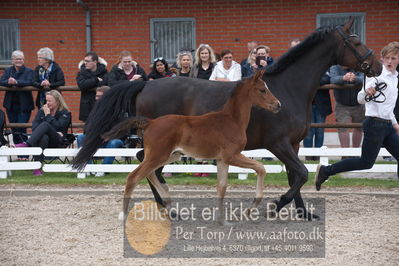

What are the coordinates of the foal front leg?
(119, 163, 154, 221)
(146, 151, 183, 218)
(216, 160, 229, 225)
(227, 153, 266, 208)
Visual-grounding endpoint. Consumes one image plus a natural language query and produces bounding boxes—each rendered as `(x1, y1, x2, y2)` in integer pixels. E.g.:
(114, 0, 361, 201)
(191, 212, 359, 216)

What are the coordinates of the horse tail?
(102, 116, 149, 141)
(71, 80, 146, 170)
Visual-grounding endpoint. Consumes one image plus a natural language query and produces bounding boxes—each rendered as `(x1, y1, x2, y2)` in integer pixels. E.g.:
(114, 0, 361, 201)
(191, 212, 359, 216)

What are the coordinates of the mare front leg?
(269, 140, 309, 214)
(286, 143, 320, 220)
(226, 153, 266, 208)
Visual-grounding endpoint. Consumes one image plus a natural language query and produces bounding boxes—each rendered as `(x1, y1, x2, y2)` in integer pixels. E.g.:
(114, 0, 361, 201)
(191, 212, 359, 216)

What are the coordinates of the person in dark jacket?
(0, 50, 34, 149)
(108, 50, 147, 86)
(254, 45, 274, 69)
(32, 47, 65, 108)
(15, 90, 71, 176)
(76, 51, 108, 121)
(303, 72, 332, 159)
(330, 65, 364, 148)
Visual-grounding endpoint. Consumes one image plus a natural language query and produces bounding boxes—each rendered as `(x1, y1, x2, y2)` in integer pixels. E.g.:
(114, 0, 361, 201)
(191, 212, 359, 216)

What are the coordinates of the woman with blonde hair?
(241, 48, 258, 78)
(190, 44, 217, 79)
(15, 90, 71, 176)
(175, 51, 193, 77)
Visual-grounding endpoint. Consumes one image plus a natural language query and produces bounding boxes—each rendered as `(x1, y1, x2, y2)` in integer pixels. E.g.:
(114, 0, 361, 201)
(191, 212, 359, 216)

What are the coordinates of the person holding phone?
(255, 45, 274, 69)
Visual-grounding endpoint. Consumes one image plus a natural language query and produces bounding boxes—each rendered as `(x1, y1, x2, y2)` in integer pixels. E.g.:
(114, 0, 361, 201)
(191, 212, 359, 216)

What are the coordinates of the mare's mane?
(265, 26, 336, 75)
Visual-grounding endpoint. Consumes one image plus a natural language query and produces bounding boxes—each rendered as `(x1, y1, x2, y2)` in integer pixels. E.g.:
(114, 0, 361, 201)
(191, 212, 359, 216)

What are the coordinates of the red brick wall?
(1, 0, 398, 124)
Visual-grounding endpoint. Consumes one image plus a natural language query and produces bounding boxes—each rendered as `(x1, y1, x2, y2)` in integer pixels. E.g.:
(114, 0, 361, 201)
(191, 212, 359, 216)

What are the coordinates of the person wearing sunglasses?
(209, 49, 241, 82)
(148, 57, 175, 80)
(190, 44, 217, 80)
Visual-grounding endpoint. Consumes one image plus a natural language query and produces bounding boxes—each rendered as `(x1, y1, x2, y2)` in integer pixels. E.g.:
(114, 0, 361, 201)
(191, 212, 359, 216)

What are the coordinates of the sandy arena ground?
(1, 185, 398, 265)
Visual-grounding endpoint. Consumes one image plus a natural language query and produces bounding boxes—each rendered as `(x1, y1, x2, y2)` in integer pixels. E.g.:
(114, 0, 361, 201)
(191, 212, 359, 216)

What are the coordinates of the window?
(0, 19, 20, 66)
(150, 18, 196, 64)
(317, 13, 366, 43)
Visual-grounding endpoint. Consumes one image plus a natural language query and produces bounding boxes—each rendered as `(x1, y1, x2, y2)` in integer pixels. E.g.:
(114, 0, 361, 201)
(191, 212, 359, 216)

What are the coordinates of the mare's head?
(247, 70, 281, 113)
(334, 17, 382, 77)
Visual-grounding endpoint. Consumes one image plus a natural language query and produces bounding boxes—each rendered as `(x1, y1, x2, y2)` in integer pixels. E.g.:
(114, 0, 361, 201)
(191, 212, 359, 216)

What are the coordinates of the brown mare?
(102, 70, 281, 222)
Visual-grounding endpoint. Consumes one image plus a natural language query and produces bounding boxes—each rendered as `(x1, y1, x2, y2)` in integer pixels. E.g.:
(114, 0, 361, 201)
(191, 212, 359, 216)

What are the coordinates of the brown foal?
(103, 70, 281, 223)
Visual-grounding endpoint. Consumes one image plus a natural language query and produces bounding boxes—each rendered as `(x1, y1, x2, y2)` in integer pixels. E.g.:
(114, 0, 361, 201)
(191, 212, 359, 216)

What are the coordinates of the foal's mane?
(265, 26, 336, 75)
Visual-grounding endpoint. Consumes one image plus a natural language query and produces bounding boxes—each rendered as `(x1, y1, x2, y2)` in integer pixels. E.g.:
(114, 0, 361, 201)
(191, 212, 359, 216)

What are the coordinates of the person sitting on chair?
(77, 86, 124, 177)
(15, 90, 71, 176)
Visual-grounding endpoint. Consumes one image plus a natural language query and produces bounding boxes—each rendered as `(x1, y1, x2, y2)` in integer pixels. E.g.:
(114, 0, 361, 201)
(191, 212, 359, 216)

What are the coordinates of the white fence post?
(77, 172, 87, 179)
(0, 147, 9, 179)
(238, 173, 248, 180)
(319, 146, 329, 165)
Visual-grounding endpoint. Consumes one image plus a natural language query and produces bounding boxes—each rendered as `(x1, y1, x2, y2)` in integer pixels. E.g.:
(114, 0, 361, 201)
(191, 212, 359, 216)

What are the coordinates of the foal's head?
(247, 70, 281, 114)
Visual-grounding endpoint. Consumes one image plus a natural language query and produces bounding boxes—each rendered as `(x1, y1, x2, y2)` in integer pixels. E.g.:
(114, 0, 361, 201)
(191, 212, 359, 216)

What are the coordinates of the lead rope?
(364, 76, 387, 103)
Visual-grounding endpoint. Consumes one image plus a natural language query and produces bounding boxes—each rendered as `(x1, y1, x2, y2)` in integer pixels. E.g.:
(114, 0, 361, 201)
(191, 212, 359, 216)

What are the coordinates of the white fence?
(0, 146, 396, 179)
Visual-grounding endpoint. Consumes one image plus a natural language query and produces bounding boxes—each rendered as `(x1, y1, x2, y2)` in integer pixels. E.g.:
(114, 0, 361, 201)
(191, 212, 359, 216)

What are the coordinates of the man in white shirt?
(316, 42, 399, 189)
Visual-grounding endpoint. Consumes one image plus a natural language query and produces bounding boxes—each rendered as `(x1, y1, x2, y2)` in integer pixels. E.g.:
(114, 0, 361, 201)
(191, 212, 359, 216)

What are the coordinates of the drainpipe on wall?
(77, 0, 91, 53)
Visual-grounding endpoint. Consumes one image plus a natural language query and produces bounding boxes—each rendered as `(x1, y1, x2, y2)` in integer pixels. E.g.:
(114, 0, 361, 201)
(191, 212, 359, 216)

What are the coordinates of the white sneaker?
(95, 172, 105, 177)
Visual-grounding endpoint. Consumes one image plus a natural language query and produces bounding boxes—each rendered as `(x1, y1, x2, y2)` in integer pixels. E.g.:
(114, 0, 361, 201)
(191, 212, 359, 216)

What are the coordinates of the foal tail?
(102, 116, 149, 141)
(71, 80, 146, 170)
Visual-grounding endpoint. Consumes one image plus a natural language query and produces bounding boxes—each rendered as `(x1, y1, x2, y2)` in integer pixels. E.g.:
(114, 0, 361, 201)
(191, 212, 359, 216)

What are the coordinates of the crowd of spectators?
(1, 41, 398, 174)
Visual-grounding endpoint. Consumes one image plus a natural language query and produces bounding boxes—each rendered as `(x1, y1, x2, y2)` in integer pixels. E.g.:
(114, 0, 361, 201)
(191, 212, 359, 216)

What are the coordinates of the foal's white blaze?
(263, 81, 281, 108)
(263, 81, 268, 90)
